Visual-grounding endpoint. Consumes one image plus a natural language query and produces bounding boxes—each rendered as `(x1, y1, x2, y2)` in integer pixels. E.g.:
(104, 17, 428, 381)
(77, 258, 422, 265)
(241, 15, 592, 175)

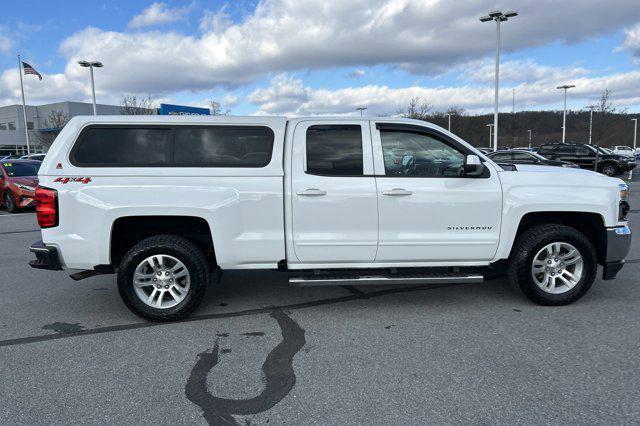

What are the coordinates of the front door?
(371, 122, 502, 263)
(290, 121, 378, 263)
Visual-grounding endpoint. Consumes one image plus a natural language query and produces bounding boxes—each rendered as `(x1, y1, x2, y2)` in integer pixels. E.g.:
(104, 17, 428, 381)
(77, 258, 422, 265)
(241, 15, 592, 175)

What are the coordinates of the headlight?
(16, 184, 35, 191)
(619, 183, 630, 221)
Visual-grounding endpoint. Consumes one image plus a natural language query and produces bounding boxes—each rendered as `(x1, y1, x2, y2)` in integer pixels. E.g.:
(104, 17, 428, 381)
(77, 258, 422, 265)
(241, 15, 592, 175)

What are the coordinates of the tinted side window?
(380, 130, 464, 177)
(574, 145, 592, 156)
(306, 125, 363, 176)
(72, 127, 172, 167)
(555, 145, 574, 155)
(512, 152, 533, 161)
(174, 126, 274, 167)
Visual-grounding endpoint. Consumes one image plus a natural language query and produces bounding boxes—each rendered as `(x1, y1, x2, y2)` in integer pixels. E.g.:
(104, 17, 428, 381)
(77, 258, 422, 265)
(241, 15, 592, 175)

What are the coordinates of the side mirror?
(463, 154, 485, 177)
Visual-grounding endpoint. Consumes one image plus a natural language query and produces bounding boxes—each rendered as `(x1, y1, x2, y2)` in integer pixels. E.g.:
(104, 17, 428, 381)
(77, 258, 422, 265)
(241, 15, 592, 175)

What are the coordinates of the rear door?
(572, 145, 596, 168)
(371, 122, 502, 263)
(290, 121, 378, 263)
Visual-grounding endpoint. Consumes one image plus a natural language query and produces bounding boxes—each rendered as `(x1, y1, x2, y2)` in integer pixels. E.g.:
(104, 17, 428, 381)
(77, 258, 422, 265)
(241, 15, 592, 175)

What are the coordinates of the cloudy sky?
(1, 0, 639, 116)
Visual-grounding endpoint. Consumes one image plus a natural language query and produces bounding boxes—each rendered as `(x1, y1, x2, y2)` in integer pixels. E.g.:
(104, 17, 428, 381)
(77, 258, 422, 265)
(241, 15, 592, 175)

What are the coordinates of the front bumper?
(29, 240, 63, 271)
(621, 162, 637, 172)
(602, 225, 631, 280)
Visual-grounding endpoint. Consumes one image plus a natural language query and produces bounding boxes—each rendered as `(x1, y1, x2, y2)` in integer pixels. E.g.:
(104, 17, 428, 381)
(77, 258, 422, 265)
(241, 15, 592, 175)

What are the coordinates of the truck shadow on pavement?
(185, 310, 306, 425)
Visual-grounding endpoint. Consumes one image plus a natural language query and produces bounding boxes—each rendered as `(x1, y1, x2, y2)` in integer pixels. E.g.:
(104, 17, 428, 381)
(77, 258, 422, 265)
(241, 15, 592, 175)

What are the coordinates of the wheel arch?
(109, 215, 216, 268)
(507, 211, 607, 264)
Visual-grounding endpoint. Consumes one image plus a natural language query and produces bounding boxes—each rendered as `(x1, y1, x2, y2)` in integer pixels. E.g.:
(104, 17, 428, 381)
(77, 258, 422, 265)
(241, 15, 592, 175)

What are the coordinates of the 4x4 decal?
(54, 177, 92, 184)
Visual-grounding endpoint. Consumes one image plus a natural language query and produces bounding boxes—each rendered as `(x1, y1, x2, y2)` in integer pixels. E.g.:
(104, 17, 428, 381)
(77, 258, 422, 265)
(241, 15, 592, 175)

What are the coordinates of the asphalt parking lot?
(1, 179, 639, 424)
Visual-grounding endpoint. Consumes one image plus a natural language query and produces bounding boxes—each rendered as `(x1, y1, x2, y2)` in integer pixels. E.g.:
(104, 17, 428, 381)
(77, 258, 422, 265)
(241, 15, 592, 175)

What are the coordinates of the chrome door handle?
(382, 188, 412, 196)
(297, 188, 327, 196)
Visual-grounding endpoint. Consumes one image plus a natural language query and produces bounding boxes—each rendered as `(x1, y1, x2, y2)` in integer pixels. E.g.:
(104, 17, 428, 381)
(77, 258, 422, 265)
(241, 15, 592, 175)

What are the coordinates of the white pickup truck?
(29, 116, 631, 321)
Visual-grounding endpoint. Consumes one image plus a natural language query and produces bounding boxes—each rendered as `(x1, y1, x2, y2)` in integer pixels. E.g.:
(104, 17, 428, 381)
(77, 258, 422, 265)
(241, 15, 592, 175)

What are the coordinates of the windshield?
(529, 151, 547, 160)
(598, 147, 612, 154)
(2, 162, 39, 177)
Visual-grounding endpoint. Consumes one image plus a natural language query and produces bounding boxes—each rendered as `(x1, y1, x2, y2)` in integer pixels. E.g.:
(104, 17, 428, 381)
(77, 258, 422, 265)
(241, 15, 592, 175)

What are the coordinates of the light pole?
(486, 123, 494, 148)
(78, 60, 103, 115)
(632, 118, 638, 152)
(480, 10, 518, 151)
(527, 129, 532, 148)
(356, 107, 367, 117)
(446, 113, 453, 131)
(586, 105, 596, 145)
(557, 84, 575, 143)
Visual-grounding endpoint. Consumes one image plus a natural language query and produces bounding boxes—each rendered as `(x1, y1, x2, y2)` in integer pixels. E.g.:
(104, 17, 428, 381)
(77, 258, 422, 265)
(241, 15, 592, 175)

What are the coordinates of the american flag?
(22, 62, 42, 80)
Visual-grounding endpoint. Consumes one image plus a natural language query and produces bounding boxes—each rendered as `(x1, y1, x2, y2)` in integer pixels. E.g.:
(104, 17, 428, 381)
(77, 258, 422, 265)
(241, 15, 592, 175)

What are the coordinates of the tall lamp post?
(631, 118, 637, 180)
(557, 84, 575, 143)
(356, 107, 367, 117)
(78, 60, 103, 115)
(527, 129, 532, 148)
(586, 105, 596, 145)
(486, 123, 494, 148)
(632, 118, 638, 152)
(446, 112, 453, 131)
(480, 10, 518, 151)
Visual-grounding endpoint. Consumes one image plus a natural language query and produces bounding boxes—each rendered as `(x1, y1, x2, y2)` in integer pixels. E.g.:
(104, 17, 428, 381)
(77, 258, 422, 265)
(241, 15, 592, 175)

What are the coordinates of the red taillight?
(35, 186, 58, 228)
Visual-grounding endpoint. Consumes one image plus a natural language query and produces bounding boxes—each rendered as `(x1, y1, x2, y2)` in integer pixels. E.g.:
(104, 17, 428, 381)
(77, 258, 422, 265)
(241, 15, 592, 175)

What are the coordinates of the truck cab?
(29, 116, 632, 321)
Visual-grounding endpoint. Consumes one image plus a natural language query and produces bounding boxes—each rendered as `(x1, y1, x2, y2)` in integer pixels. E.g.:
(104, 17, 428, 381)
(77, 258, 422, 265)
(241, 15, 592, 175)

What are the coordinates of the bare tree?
(397, 97, 432, 120)
(33, 110, 70, 149)
(209, 100, 230, 116)
(120, 95, 156, 115)
(593, 89, 627, 145)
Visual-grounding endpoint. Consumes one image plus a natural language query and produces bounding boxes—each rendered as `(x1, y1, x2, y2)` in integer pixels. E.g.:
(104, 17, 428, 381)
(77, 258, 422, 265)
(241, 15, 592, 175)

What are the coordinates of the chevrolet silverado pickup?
(29, 116, 632, 321)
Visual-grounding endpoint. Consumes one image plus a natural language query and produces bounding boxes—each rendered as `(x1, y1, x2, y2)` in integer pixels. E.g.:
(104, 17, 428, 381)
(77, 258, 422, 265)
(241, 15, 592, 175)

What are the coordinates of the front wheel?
(507, 224, 597, 305)
(118, 235, 210, 321)
(4, 191, 16, 213)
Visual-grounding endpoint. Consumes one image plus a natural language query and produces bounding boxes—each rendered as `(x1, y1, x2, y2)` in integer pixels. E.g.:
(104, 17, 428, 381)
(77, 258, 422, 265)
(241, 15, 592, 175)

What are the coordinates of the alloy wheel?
(531, 242, 583, 294)
(133, 254, 191, 309)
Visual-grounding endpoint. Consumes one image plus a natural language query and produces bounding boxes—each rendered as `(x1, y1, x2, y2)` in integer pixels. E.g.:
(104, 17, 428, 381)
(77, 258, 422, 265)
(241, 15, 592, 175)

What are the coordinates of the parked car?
(0, 159, 40, 213)
(477, 147, 493, 155)
(612, 146, 637, 157)
(29, 116, 631, 321)
(19, 153, 46, 161)
(1, 154, 23, 160)
(487, 149, 579, 168)
(538, 142, 636, 176)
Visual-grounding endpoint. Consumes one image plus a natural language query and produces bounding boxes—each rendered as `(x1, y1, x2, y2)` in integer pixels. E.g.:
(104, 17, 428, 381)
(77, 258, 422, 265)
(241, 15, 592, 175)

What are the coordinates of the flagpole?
(17, 54, 31, 155)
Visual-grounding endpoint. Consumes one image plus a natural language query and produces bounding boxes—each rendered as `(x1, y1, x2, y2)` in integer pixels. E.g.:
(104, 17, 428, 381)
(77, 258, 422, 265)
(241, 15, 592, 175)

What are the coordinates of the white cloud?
(249, 70, 640, 116)
(1, 0, 640, 109)
(463, 59, 589, 84)
(349, 69, 366, 79)
(617, 23, 640, 60)
(199, 6, 232, 33)
(52, 0, 640, 95)
(0, 35, 11, 54)
(222, 94, 239, 107)
(128, 2, 191, 29)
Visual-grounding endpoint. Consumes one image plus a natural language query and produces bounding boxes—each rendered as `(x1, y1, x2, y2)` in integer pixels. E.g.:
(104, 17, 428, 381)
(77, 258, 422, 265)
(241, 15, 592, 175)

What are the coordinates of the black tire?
(507, 224, 597, 306)
(4, 191, 16, 213)
(599, 162, 619, 176)
(118, 235, 210, 322)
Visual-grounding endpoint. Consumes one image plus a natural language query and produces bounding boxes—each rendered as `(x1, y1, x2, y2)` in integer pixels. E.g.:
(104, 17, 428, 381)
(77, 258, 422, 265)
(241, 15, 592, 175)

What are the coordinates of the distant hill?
(424, 110, 637, 149)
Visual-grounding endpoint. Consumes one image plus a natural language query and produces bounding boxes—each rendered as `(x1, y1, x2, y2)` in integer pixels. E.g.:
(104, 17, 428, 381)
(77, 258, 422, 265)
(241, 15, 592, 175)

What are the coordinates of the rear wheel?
(118, 235, 210, 321)
(4, 191, 16, 213)
(599, 163, 618, 176)
(507, 224, 597, 305)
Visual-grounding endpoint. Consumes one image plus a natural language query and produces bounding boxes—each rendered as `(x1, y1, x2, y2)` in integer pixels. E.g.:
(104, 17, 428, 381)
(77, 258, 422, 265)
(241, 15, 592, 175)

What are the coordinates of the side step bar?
(290, 272, 483, 287)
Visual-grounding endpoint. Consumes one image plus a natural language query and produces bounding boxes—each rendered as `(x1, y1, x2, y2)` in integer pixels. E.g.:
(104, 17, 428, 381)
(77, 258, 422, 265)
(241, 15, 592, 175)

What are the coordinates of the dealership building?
(0, 101, 209, 156)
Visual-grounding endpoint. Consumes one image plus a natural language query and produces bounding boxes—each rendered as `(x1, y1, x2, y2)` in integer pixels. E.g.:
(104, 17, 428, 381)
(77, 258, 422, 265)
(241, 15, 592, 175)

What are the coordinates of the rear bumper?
(29, 240, 63, 271)
(602, 225, 631, 280)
